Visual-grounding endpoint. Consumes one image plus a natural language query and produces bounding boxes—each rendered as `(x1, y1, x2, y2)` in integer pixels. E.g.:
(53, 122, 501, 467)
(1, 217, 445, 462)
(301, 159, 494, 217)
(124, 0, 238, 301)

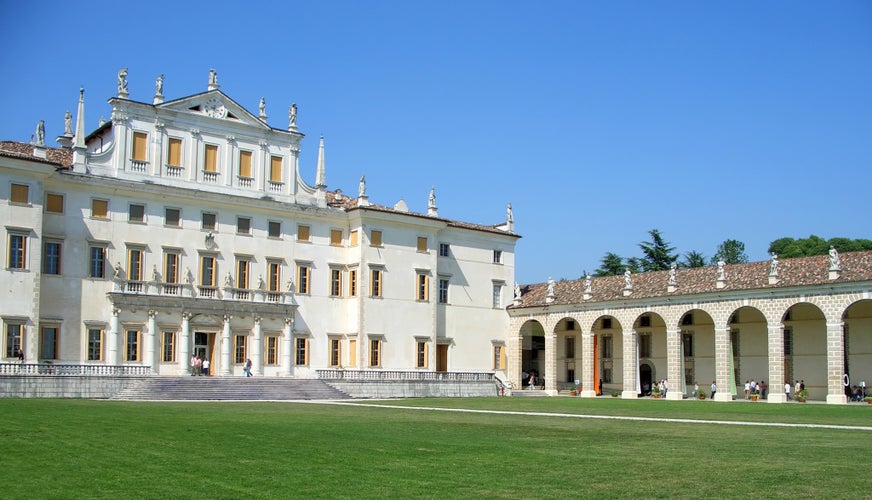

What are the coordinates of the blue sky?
(2, 1, 870, 285)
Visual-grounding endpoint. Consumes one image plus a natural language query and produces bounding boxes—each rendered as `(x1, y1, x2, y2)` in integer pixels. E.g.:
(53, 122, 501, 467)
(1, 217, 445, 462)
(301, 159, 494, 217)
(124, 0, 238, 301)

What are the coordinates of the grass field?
(0, 398, 870, 499)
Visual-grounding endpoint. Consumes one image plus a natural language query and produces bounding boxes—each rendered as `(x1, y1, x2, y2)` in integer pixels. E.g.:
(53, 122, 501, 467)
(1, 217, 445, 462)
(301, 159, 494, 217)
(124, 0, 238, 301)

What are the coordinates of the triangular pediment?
(157, 90, 270, 129)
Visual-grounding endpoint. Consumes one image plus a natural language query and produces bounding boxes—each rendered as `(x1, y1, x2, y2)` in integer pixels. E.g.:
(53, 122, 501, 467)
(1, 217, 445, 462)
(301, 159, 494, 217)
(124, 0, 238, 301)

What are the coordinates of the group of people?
(784, 379, 805, 400)
(522, 370, 542, 390)
(189, 354, 210, 376)
(848, 381, 867, 402)
(743, 379, 768, 399)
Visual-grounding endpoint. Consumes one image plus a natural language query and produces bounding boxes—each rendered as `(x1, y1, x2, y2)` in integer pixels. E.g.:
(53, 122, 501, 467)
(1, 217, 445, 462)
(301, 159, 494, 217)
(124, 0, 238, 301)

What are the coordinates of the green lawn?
(0, 398, 869, 499)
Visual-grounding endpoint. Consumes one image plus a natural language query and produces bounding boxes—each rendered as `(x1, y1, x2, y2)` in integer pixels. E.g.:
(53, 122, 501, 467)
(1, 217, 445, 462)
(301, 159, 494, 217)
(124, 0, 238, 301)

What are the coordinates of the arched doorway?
(640, 362, 653, 396)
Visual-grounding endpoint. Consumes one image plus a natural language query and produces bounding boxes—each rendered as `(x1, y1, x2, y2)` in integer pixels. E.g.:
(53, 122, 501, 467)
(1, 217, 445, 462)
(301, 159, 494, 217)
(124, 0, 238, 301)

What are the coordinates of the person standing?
(202, 358, 210, 376)
(190, 354, 197, 376)
(785, 381, 791, 401)
(710, 381, 717, 400)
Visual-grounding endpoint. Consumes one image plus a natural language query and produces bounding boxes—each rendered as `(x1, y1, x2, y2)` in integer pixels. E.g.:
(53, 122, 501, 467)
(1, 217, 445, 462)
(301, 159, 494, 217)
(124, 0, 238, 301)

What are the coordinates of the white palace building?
(0, 70, 518, 384)
(2, 70, 870, 404)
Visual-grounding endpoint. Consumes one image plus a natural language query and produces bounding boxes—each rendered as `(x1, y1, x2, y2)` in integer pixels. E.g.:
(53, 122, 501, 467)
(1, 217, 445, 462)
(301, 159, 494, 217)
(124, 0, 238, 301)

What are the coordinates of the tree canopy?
(711, 239, 749, 265)
(638, 229, 678, 272)
(768, 235, 872, 258)
(594, 252, 625, 276)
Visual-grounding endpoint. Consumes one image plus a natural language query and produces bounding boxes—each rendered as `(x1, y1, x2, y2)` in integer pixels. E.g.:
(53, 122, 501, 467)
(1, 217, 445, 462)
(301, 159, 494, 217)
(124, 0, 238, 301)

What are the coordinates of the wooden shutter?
(10, 184, 29, 203)
(270, 155, 282, 182)
(204, 145, 218, 172)
(168, 138, 182, 166)
(239, 150, 252, 178)
(46, 193, 63, 213)
(132, 132, 148, 161)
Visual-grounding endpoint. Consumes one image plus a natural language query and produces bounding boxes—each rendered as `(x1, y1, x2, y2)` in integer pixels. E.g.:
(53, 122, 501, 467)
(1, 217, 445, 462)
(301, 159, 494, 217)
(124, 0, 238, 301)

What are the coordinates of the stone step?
(110, 377, 351, 401)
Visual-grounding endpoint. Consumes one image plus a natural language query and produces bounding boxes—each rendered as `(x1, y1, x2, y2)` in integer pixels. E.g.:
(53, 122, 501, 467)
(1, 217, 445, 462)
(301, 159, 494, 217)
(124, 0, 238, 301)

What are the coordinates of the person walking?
(244, 358, 252, 377)
(785, 381, 791, 401)
(710, 381, 717, 400)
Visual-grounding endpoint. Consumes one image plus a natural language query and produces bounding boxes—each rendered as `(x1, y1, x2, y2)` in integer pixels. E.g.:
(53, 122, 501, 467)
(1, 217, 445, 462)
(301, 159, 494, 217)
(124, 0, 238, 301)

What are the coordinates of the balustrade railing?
(129, 159, 149, 172)
(126, 281, 145, 293)
(316, 369, 494, 382)
(238, 176, 253, 188)
(203, 171, 219, 183)
(0, 363, 151, 376)
(109, 279, 291, 304)
(166, 165, 184, 178)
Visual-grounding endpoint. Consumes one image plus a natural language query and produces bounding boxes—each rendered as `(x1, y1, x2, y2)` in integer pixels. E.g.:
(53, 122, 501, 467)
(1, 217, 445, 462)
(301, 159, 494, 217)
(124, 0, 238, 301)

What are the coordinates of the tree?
(682, 250, 707, 268)
(638, 229, 678, 272)
(711, 239, 748, 265)
(768, 235, 872, 258)
(594, 252, 625, 276)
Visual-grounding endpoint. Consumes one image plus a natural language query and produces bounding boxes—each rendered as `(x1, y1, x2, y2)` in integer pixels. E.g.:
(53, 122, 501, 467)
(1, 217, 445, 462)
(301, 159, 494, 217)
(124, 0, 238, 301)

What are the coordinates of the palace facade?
(0, 70, 518, 379)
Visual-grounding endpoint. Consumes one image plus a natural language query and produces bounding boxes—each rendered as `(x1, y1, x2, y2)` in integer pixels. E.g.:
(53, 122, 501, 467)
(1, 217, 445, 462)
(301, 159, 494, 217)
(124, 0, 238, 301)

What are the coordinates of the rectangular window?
(266, 336, 279, 365)
(162, 331, 175, 362)
(602, 335, 613, 359)
(417, 273, 429, 301)
(783, 328, 793, 356)
(370, 268, 382, 297)
(493, 250, 502, 264)
(91, 199, 109, 219)
(639, 333, 652, 358)
(330, 338, 341, 367)
(297, 265, 310, 294)
(439, 243, 450, 257)
(164, 251, 180, 284)
(204, 144, 218, 172)
(417, 236, 428, 252)
(297, 225, 310, 242)
(44, 241, 61, 275)
(682, 333, 694, 357)
(295, 337, 308, 366)
(416, 341, 428, 368)
(89, 245, 106, 278)
(40, 326, 58, 360)
(127, 247, 143, 282)
(239, 150, 252, 178)
(87, 328, 103, 361)
(438, 278, 449, 304)
(330, 269, 342, 297)
(6, 323, 23, 358)
(165, 208, 181, 227)
(10, 183, 29, 204)
(492, 284, 502, 308)
(270, 155, 283, 183)
(126, 330, 140, 361)
(348, 339, 357, 367)
(200, 255, 216, 286)
(132, 132, 148, 161)
(234, 335, 246, 364)
(128, 204, 145, 223)
(493, 345, 506, 370)
(237, 216, 251, 235)
(370, 229, 382, 247)
(349, 269, 358, 297)
(267, 261, 281, 292)
(330, 229, 342, 246)
(45, 193, 64, 214)
(369, 338, 381, 367)
(236, 259, 250, 289)
(202, 212, 217, 231)
(8, 233, 27, 269)
(350, 230, 359, 247)
(566, 337, 576, 359)
(167, 138, 182, 166)
(268, 221, 281, 238)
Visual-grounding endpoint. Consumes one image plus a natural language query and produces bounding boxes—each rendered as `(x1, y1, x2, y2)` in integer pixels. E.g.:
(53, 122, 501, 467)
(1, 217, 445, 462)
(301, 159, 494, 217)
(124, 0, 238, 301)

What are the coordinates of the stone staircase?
(109, 376, 351, 401)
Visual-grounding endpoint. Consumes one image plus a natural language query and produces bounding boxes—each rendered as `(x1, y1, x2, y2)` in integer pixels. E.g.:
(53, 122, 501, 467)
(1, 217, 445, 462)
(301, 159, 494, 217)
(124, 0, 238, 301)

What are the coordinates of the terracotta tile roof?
(0, 141, 73, 168)
(327, 191, 520, 238)
(512, 251, 872, 309)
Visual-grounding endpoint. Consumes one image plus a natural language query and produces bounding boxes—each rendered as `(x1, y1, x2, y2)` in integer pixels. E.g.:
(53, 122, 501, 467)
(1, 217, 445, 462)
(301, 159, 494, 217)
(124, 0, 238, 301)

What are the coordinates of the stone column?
(666, 327, 683, 400)
(109, 307, 120, 365)
(179, 313, 191, 375)
(146, 310, 157, 371)
(714, 327, 731, 401)
(826, 322, 847, 405)
(622, 329, 638, 399)
(506, 333, 523, 389)
(544, 332, 557, 395)
(251, 316, 263, 376)
(766, 324, 787, 403)
(282, 317, 294, 377)
(220, 314, 232, 375)
(580, 330, 596, 397)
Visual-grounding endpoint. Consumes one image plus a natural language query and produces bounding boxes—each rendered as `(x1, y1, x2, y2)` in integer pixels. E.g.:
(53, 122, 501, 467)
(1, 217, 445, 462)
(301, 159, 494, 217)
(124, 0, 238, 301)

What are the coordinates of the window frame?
(266, 336, 280, 365)
(203, 143, 218, 173)
(167, 137, 183, 167)
(439, 243, 450, 257)
(132, 131, 148, 162)
(161, 331, 176, 363)
(45, 193, 64, 214)
(10, 183, 30, 204)
(91, 199, 109, 220)
(297, 224, 311, 242)
(416, 272, 429, 302)
(330, 268, 343, 297)
(125, 329, 141, 362)
(369, 337, 382, 367)
(370, 229, 382, 247)
(297, 264, 311, 295)
(236, 216, 251, 235)
(415, 339, 429, 369)
(40, 324, 59, 360)
(417, 236, 428, 253)
(370, 267, 383, 297)
(86, 327, 103, 361)
(88, 243, 107, 279)
(201, 212, 217, 231)
(294, 337, 309, 366)
(234, 334, 247, 364)
(43, 240, 62, 275)
(5, 321, 24, 358)
(164, 207, 181, 227)
(7, 231, 28, 270)
(268, 220, 282, 239)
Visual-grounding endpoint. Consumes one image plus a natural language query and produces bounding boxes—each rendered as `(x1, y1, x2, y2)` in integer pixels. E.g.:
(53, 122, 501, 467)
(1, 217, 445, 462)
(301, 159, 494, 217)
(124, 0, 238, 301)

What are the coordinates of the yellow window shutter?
(132, 132, 148, 161)
(239, 150, 252, 177)
(270, 155, 282, 182)
(168, 138, 182, 166)
(204, 145, 218, 172)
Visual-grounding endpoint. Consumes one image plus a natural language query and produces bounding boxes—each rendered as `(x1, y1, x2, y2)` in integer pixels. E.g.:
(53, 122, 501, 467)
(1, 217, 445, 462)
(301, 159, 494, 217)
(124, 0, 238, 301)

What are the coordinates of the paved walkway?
(325, 401, 872, 432)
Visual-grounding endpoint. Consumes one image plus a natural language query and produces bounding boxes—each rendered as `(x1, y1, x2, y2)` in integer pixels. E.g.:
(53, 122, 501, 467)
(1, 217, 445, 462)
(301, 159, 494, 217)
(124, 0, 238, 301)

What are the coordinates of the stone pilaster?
(622, 329, 638, 399)
(826, 322, 848, 404)
(109, 308, 120, 365)
(767, 325, 787, 403)
(714, 327, 731, 401)
(507, 333, 523, 389)
(145, 310, 157, 371)
(179, 313, 191, 375)
(580, 331, 596, 397)
(666, 328, 683, 400)
(282, 317, 293, 377)
(544, 333, 558, 395)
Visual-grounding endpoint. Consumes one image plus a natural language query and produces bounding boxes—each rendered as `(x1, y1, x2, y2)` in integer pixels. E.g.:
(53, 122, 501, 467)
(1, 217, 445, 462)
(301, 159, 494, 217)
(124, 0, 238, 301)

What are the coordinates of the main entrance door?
(436, 344, 448, 372)
(193, 332, 216, 374)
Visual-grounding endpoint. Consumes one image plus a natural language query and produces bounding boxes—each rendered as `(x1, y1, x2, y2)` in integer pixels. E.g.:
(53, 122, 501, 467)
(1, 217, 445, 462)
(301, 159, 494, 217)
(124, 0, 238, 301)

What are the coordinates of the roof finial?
(427, 186, 438, 217)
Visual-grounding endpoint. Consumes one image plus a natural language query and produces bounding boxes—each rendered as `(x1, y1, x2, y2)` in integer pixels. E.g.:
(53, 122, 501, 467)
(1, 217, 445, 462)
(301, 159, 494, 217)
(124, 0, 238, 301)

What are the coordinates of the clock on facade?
(202, 97, 227, 119)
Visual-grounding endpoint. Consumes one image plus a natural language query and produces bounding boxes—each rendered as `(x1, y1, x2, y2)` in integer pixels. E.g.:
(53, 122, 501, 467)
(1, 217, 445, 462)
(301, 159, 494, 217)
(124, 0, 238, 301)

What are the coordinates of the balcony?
(203, 171, 219, 183)
(238, 176, 253, 188)
(129, 159, 149, 173)
(166, 165, 184, 178)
